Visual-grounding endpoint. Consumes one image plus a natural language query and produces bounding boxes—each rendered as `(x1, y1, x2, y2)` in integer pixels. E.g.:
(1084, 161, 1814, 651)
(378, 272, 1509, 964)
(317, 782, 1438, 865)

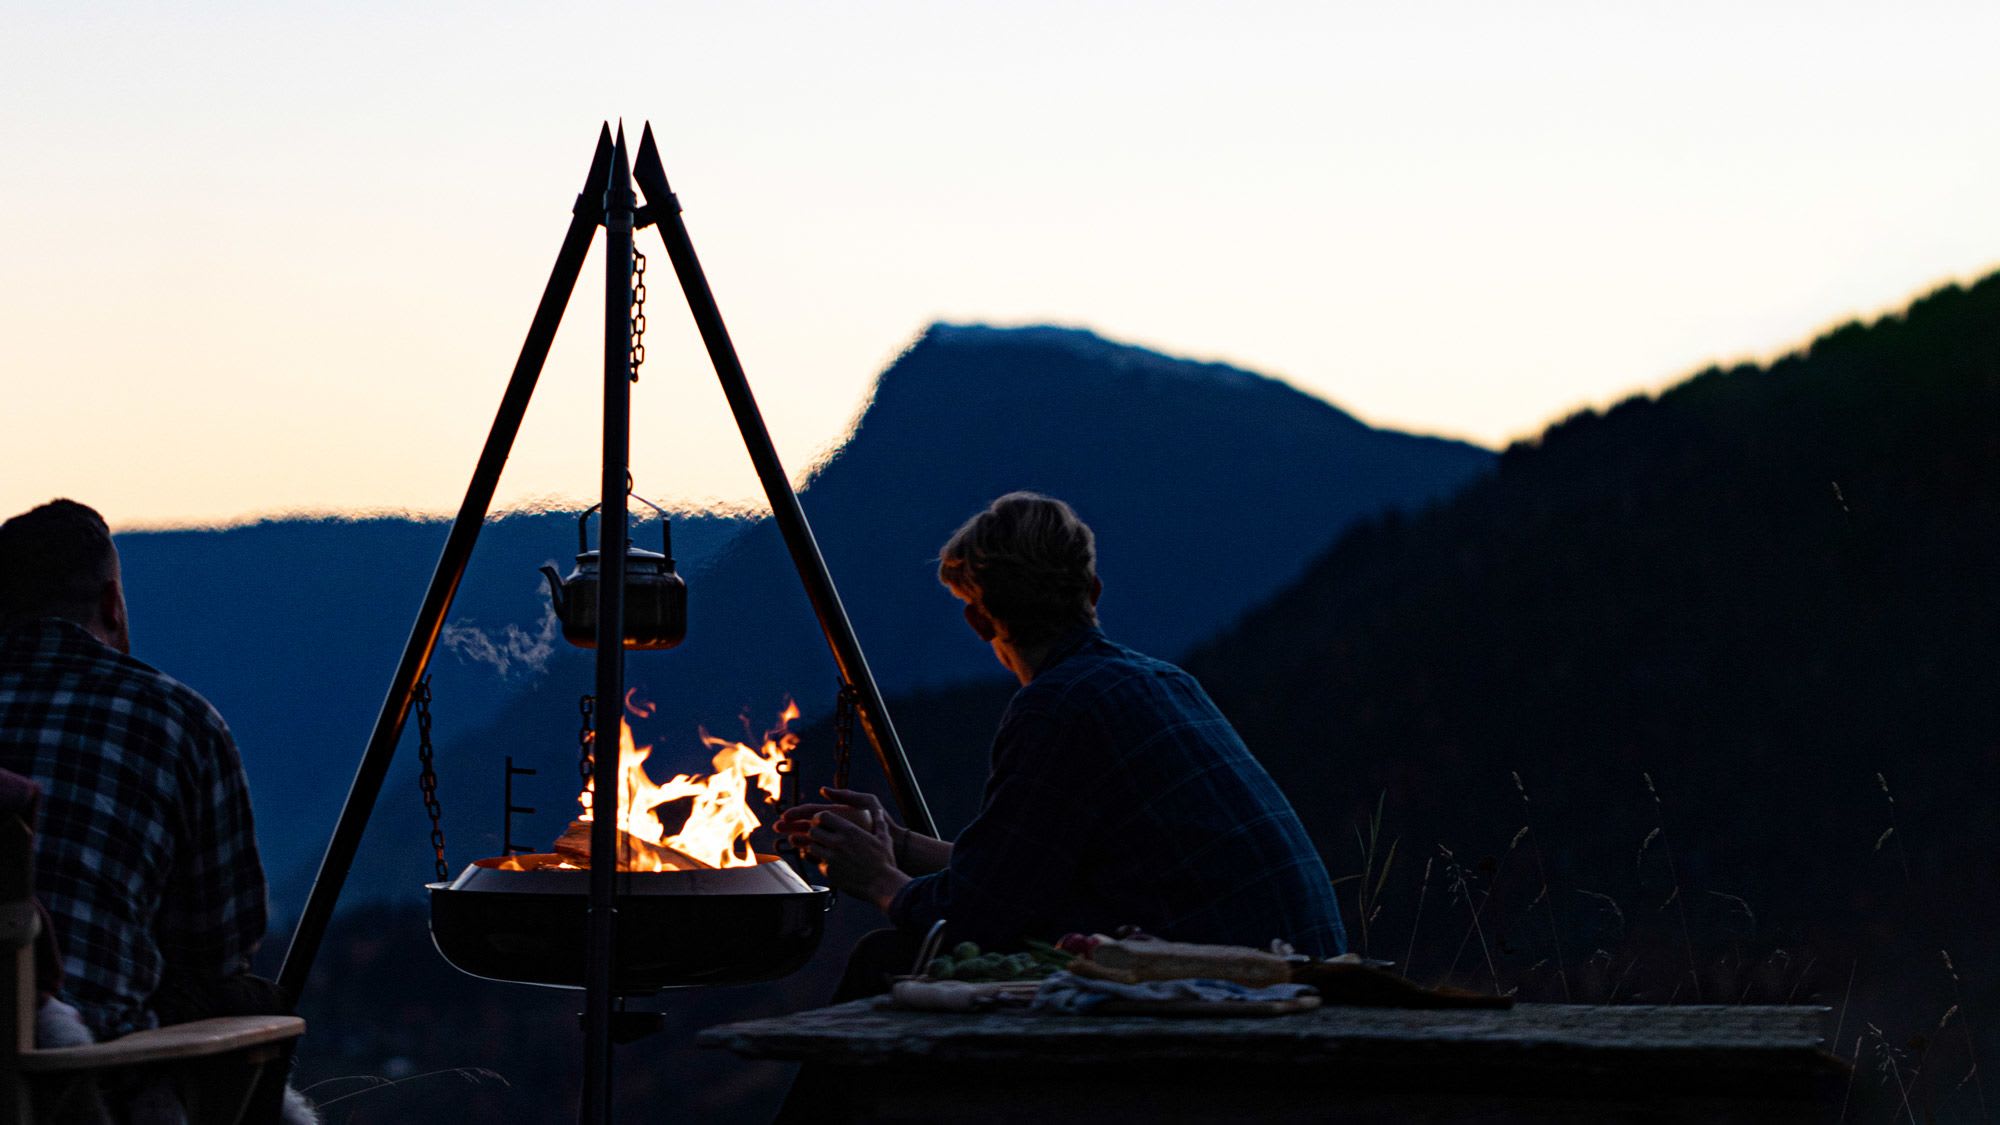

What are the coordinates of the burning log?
(554, 818, 714, 871)
(566, 698, 799, 870)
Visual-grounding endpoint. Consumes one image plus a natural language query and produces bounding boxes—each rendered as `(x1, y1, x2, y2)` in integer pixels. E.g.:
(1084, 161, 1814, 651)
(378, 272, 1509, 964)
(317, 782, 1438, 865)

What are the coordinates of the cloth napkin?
(1030, 970, 1317, 1014)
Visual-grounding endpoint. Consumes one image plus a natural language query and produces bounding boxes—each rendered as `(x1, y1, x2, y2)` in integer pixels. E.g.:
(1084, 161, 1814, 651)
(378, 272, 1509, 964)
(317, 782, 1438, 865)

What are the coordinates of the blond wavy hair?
(937, 492, 1098, 646)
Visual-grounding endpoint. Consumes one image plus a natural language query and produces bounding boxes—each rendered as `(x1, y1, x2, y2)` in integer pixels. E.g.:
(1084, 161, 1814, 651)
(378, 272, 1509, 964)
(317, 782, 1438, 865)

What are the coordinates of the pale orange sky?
(5, 1, 1998, 528)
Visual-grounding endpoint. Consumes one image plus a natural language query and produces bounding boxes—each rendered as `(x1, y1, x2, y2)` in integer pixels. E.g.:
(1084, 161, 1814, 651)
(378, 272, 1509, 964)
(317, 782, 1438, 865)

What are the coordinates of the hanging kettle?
(540, 492, 687, 650)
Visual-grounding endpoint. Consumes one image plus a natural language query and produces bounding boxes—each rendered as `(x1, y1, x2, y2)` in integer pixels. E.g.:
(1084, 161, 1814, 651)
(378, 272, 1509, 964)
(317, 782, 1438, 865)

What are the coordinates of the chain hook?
(578, 693, 597, 789)
(833, 683, 859, 791)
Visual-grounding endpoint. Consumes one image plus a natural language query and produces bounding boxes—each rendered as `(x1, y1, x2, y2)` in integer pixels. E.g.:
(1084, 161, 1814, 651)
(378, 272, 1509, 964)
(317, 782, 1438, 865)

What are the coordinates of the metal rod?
(502, 757, 536, 856)
(276, 127, 615, 1007)
(632, 122, 937, 836)
(581, 125, 635, 1125)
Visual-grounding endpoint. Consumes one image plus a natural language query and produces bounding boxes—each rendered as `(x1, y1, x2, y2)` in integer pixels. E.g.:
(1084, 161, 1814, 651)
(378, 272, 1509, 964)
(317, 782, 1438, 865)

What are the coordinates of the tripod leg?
(631, 123, 937, 837)
(581, 124, 637, 1125)
(276, 126, 615, 1006)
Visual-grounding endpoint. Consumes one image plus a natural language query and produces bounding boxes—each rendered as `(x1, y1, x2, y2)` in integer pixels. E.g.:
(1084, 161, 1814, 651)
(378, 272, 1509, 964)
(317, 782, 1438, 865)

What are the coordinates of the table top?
(698, 999, 1836, 1069)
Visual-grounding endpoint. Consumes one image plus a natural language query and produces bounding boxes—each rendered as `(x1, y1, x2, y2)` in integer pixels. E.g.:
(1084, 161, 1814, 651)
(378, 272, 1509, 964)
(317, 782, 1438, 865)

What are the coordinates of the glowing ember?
(572, 693, 799, 870)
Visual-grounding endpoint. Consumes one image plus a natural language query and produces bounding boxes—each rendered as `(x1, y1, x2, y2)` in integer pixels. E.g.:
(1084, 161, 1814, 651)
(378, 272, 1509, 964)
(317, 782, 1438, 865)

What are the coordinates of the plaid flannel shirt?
(0, 618, 267, 1038)
(890, 627, 1347, 957)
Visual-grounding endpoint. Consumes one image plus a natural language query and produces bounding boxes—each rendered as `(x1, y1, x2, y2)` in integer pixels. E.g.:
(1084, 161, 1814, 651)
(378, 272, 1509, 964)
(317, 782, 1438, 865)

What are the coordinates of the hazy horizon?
(8, 1, 1999, 527)
(85, 274, 1983, 532)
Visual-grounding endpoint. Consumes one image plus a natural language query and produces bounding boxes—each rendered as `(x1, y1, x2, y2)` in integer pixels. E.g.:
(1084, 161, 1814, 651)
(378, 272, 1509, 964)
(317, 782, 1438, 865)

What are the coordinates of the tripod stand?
(275, 122, 935, 1124)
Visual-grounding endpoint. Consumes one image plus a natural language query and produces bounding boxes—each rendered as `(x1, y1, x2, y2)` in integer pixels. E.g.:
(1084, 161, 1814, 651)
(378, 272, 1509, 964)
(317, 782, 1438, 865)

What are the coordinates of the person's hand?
(777, 788, 909, 910)
(774, 787, 896, 851)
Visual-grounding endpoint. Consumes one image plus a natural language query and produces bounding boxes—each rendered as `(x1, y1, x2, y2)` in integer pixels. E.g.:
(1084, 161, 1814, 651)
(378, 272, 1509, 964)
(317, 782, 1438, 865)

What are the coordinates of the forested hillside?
(1182, 275, 2000, 1114)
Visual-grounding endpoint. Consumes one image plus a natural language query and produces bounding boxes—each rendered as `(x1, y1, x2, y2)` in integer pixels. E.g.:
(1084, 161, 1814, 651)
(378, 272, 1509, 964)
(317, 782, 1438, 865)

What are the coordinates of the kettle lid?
(575, 545, 670, 571)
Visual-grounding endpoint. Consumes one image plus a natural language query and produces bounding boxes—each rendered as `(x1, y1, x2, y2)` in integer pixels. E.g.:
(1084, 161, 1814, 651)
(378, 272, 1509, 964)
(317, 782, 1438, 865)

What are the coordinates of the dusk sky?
(7, 1, 1998, 527)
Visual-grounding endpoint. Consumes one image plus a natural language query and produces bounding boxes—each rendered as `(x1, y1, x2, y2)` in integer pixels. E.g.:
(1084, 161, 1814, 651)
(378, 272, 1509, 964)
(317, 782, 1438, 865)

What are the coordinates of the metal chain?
(578, 693, 596, 788)
(629, 248, 647, 383)
(413, 676, 447, 881)
(773, 726, 799, 856)
(774, 734, 796, 812)
(833, 684, 858, 791)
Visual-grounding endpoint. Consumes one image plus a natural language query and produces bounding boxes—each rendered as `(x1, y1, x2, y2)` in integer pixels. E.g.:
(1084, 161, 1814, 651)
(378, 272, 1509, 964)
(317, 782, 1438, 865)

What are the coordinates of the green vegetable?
(952, 941, 981, 961)
(930, 947, 1066, 982)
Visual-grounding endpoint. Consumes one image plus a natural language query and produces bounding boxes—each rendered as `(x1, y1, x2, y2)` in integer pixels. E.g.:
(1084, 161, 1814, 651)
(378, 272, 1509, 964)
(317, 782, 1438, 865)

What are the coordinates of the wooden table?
(699, 1000, 1847, 1123)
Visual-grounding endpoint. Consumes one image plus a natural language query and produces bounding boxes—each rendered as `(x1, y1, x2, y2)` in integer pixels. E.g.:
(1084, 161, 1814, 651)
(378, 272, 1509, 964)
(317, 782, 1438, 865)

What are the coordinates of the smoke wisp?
(439, 592, 561, 679)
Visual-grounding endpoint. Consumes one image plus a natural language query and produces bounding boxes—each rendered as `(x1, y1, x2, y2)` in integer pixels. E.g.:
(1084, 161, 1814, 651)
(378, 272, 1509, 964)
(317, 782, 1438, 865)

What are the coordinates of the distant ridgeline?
(1176, 276, 1997, 1017)
(112, 511, 749, 913)
(113, 324, 1493, 912)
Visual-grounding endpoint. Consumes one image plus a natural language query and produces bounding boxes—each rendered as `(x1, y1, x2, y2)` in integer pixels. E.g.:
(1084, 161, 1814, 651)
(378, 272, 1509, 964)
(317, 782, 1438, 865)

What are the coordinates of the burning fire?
(574, 693, 799, 870)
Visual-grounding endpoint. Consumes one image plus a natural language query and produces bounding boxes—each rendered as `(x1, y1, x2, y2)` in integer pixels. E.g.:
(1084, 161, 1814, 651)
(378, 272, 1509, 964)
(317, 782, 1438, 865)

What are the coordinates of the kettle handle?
(577, 490, 675, 561)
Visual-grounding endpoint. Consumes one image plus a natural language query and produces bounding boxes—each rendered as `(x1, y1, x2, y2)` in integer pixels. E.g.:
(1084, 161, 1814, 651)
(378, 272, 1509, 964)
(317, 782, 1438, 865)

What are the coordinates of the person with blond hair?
(782, 492, 1345, 988)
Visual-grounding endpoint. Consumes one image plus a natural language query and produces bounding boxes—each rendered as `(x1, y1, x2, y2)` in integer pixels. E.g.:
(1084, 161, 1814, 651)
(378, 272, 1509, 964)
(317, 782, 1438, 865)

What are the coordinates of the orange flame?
(578, 697, 799, 870)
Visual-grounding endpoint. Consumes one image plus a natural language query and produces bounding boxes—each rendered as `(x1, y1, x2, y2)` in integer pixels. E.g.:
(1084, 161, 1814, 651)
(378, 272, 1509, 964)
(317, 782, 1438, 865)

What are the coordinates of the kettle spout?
(539, 565, 567, 616)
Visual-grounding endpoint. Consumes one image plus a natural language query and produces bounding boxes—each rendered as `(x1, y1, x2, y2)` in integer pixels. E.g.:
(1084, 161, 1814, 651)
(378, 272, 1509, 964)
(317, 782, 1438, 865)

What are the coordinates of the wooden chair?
(2, 809, 305, 1125)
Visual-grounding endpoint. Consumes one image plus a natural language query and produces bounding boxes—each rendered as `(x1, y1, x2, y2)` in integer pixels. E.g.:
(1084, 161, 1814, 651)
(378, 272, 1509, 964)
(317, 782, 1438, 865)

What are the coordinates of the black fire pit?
(429, 855, 832, 995)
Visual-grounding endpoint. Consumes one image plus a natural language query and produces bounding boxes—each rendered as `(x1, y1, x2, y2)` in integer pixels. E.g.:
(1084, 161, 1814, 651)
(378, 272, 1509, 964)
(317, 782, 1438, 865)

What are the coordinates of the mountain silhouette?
(623, 323, 1491, 728)
(353, 323, 1495, 904)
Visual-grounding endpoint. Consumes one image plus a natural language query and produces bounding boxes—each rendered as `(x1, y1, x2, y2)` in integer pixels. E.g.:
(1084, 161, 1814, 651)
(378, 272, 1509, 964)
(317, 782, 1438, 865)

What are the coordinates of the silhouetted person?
(0, 499, 291, 1121)
(780, 492, 1346, 999)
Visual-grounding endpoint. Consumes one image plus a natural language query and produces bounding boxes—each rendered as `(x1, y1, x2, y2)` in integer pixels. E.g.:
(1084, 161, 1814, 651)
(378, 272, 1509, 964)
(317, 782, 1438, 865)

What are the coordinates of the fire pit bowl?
(428, 855, 832, 994)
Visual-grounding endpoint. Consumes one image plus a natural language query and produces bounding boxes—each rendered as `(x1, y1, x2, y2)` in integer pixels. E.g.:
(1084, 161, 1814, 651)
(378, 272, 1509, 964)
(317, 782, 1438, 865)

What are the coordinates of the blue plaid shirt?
(891, 628, 1346, 956)
(0, 618, 267, 1038)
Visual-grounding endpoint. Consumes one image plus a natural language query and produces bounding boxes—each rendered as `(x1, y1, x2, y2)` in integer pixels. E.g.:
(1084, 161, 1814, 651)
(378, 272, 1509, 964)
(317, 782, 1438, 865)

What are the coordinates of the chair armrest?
(18, 1015, 305, 1072)
(0, 901, 38, 951)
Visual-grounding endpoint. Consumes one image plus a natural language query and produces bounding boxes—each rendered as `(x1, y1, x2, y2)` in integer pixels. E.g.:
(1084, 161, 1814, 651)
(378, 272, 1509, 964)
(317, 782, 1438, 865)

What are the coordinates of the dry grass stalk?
(305, 1066, 512, 1108)
(1401, 856, 1433, 978)
(1864, 1021, 1920, 1125)
(1782, 955, 1816, 1005)
(1939, 948, 1988, 1118)
(1877, 772, 1914, 884)
(1330, 791, 1398, 958)
(1837, 1033, 1862, 1124)
(1436, 846, 1500, 992)
(1513, 771, 1571, 1001)
(1874, 772, 1986, 1119)
(1642, 772, 1702, 1002)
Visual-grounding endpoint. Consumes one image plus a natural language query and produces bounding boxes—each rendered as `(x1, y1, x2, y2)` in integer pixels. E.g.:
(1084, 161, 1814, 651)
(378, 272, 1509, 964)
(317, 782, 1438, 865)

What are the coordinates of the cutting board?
(887, 980, 1039, 1011)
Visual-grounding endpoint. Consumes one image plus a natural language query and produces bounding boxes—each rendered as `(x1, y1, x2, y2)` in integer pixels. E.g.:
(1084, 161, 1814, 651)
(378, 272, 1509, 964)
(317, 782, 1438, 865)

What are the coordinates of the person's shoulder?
(1017, 631, 1173, 711)
(93, 647, 233, 746)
